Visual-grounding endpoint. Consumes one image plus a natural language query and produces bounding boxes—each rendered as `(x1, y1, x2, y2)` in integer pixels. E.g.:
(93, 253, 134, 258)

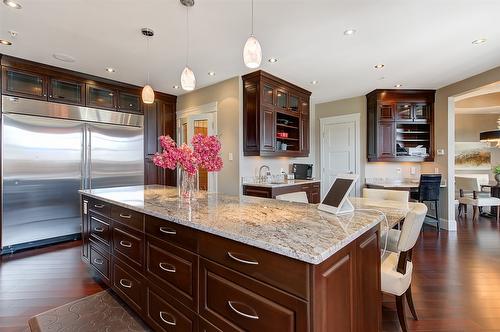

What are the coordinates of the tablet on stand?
(318, 174, 359, 215)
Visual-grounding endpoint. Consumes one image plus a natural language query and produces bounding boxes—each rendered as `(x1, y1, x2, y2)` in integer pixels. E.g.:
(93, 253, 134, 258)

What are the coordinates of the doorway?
(177, 103, 218, 192)
(320, 113, 361, 198)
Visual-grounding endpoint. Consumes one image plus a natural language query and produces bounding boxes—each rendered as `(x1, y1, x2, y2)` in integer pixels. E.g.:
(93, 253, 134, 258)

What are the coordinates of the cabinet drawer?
(113, 225, 144, 269)
(199, 233, 308, 299)
(112, 258, 144, 312)
(147, 287, 197, 332)
(199, 259, 308, 332)
(88, 198, 111, 217)
(146, 237, 197, 309)
(146, 215, 198, 252)
(111, 205, 144, 231)
(89, 213, 111, 247)
(199, 317, 221, 332)
(90, 244, 110, 283)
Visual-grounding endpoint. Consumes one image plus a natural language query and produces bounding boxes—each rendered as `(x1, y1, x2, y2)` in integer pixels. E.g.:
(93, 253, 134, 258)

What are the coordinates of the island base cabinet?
(199, 258, 308, 332)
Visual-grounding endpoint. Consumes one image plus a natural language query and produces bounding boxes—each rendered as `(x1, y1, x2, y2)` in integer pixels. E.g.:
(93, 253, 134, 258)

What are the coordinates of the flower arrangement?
(152, 134, 223, 198)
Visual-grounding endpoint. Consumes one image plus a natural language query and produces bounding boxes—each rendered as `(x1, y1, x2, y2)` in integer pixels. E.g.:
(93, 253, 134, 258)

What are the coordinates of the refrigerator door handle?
(87, 126, 92, 189)
(81, 126, 86, 189)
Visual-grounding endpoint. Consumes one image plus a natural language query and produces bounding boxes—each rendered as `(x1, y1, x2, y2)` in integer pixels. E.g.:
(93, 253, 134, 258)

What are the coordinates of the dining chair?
(456, 176, 500, 221)
(381, 203, 427, 332)
(362, 188, 409, 203)
(275, 191, 309, 203)
(409, 174, 441, 231)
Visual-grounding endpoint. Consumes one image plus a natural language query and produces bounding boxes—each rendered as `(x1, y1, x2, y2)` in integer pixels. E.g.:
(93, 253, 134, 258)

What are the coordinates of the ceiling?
(455, 82, 500, 114)
(1, 0, 499, 103)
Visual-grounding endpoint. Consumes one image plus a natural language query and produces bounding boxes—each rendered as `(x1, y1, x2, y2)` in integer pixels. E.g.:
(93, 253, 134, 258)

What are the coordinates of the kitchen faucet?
(258, 165, 271, 179)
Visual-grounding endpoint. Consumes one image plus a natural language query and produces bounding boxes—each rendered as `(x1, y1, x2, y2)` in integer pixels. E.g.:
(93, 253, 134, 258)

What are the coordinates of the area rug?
(28, 290, 151, 332)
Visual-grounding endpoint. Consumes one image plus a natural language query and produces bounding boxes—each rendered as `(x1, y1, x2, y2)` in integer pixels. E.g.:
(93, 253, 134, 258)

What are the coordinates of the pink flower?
(152, 134, 223, 174)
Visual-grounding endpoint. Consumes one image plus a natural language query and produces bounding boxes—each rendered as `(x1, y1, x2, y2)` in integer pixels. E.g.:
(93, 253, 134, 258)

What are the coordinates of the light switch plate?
(228, 152, 233, 161)
(437, 149, 445, 155)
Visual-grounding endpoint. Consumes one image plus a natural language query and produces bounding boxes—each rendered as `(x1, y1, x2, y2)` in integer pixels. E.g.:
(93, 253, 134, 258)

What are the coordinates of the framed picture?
(455, 142, 491, 170)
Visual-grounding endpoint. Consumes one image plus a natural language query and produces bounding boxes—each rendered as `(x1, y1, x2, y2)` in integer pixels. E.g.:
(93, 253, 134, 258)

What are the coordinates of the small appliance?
(292, 163, 313, 180)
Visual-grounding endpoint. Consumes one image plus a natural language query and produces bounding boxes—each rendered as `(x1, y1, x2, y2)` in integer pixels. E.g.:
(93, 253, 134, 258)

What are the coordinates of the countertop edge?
(242, 179, 321, 188)
(79, 190, 382, 265)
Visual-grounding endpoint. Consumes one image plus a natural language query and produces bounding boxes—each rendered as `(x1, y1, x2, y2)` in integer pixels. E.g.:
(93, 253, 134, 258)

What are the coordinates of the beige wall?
(425, 66, 500, 226)
(177, 77, 240, 195)
(315, 96, 367, 185)
(455, 113, 500, 179)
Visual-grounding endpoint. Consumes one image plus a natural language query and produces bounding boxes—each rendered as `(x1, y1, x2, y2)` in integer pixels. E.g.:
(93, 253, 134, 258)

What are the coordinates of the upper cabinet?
(1, 56, 143, 114)
(242, 70, 311, 157)
(366, 89, 435, 162)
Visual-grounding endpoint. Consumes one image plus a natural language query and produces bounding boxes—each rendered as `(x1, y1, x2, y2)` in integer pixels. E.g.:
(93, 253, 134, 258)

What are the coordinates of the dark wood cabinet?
(86, 83, 117, 110)
(81, 194, 381, 332)
(243, 181, 321, 203)
(242, 71, 311, 157)
(2, 67, 48, 100)
(118, 90, 142, 113)
(366, 89, 435, 162)
(48, 78, 85, 105)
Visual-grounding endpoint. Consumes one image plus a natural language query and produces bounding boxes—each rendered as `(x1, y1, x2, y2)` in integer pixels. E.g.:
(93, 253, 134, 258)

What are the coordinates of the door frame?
(320, 113, 361, 197)
(177, 102, 218, 193)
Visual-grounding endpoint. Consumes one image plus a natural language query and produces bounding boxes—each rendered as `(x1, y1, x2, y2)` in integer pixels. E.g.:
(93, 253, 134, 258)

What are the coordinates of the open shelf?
(277, 123, 299, 130)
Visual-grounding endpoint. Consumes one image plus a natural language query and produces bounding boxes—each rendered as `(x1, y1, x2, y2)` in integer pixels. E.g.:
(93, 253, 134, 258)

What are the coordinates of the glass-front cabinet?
(2, 67, 47, 100)
(118, 91, 141, 113)
(413, 103, 431, 121)
(289, 94, 299, 112)
(86, 84, 116, 110)
(49, 78, 85, 105)
(262, 84, 274, 106)
(395, 103, 412, 121)
(276, 89, 288, 110)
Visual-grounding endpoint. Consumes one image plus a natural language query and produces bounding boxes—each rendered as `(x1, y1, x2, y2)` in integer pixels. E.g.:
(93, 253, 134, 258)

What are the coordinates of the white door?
(178, 112, 217, 192)
(321, 115, 359, 198)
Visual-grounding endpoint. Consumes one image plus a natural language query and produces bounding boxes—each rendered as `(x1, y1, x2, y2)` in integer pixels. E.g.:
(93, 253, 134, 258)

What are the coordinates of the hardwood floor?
(383, 214, 500, 331)
(1, 213, 499, 332)
(0, 241, 105, 332)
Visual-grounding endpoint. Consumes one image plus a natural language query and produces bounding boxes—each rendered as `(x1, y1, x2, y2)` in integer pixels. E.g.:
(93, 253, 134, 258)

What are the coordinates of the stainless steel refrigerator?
(1, 96, 144, 253)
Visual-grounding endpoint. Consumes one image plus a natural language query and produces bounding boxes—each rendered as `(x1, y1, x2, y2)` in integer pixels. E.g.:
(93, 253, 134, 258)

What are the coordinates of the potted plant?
(494, 166, 500, 185)
(153, 134, 223, 200)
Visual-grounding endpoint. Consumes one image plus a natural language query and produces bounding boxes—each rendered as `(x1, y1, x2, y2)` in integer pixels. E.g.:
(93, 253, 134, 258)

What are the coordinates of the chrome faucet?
(258, 165, 271, 180)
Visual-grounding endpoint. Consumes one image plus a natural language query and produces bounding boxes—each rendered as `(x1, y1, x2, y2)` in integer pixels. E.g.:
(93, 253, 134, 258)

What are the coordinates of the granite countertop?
(242, 179, 321, 188)
(79, 185, 411, 264)
(366, 178, 447, 188)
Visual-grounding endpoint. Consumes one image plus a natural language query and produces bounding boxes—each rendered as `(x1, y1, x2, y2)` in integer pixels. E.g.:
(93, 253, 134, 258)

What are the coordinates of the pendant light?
(180, 0, 196, 91)
(480, 117, 500, 147)
(243, 0, 262, 69)
(141, 28, 155, 104)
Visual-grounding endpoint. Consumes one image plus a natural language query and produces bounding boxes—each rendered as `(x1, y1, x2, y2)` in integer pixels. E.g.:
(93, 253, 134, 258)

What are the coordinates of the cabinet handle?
(159, 262, 176, 273)
(119, 213, 132, 219)
(49, 95, 53, 98)
(159, 311, 177, 326)
(93, 258, 104, 265)
(227, 301, 260, 320)
(43, 94, 47, 97)
(94, 204, 105, 208)
(227, 252, 259, 265)
(119, 240, 132, 248)
(159, 227, 176, 235)
(119, 279, 132, 288)
(93, 227, 104, 233)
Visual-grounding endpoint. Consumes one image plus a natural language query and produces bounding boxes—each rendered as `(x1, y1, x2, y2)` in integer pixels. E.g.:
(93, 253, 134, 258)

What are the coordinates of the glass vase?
(180, 169, 198, 201)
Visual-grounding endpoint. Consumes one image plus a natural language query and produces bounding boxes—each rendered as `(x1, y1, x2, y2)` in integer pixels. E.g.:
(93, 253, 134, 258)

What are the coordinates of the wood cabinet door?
(377, 103, 394, 121)
(300, 115, 310, 156)
(275, 88, 288, 110)
(86, 83, 117, 110)
(289, 93, 300, 112)
(355, 227, 381, 332)
(395, 103, 413, 121)
(261, 106, 275, 151)
(300, 97, 309, 115)
(413, 103, 432, 122)
(377, 122, 395, 158)
(261, 83, 274, 106)
(2, 67, 48, 100)
(48, 78, 85, 105)
(117, 90, 142, 113)
(367, 104, 377, 160)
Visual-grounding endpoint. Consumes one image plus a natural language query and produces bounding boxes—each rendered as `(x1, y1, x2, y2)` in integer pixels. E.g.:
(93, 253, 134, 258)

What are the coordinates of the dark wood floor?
(1, 213, 499, 331)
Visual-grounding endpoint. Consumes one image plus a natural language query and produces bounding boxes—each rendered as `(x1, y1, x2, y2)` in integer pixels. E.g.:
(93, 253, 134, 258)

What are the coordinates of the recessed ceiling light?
(343, 29, 356, 36)
(3, 0, 21, 9)
(268, 57, 278, 63)
(472, 38, 487, 45)
(0, 39, 12, 46)
(374, 64, 385, 69)
(173, 85, 180, 89)
(52, 53, 75, 62)
(310, 80, 319, 85)
(208, 71, 216, 76)
(394, 84, 403, 88)
(105, 67, 116, 73)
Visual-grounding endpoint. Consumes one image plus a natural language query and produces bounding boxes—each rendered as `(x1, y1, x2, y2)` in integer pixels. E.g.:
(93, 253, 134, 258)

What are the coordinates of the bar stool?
(410, 174, 441, 231)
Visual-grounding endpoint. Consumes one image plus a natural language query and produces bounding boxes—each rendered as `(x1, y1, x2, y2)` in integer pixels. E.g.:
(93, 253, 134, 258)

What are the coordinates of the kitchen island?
(79, 185, 409, 332)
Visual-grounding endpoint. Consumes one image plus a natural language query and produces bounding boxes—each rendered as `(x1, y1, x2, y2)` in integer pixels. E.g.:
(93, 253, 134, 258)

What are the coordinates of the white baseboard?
(424, 217, 457, 231)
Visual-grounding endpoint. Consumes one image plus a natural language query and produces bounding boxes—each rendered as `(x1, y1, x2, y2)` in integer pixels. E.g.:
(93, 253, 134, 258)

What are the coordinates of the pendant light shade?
(243, 35, 262, 69)
(480, 130, 500, 146)
(181, 66, 196, 91)
(142, 84, 155, 104)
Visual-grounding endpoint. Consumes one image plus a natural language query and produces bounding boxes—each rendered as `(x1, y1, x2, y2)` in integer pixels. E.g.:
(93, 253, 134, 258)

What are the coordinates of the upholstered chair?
(362, 188, 409, 203)
(381, 203, 427, 332)
(456, 176, 500, 221)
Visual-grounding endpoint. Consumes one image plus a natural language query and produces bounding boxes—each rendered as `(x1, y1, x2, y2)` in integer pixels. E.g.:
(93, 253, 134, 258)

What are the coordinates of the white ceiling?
(1, 0, 499, 103)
